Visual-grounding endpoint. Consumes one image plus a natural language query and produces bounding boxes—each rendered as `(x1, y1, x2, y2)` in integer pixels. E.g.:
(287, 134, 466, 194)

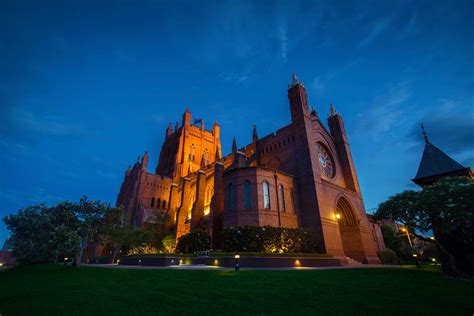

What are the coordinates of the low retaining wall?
(119, 255, 343, 268)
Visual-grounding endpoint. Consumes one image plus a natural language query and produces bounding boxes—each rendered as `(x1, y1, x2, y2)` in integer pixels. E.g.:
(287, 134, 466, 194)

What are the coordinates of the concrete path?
(84, 263, 408, 271)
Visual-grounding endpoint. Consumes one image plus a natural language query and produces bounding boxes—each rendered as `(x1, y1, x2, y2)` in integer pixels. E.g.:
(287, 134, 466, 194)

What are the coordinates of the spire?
(141, 151, 149, 171)
(215, 147, 221, 161)
(330, 104, 337, 116)
(182, 108, 191, 126)
(311, 106, 316, 116)
(125, 165, 131, 177)
(290, 73, 300, 87)
(421, 124, 429, 143)
(166, 123, 173, 137)
(232, 137, 237, 153)
(252, 125, 258, 143)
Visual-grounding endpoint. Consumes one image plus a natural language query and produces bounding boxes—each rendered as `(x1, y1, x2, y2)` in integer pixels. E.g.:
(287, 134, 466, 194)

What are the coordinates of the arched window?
(263, 181, 270, 209)
(189, 144, 196, 161)
(151, 198, 155, 207)
(290, 190, 296, 213)
(157, 198, 161, 209)
(279, 184, 285, 212)
(244, 180, 251, 209)
(228, 183, 236, 210)
(205, 185, 213, 205)
(162, 200, 166, 209)
(187, 194, 195, 220)
(203, 149, 209, 165)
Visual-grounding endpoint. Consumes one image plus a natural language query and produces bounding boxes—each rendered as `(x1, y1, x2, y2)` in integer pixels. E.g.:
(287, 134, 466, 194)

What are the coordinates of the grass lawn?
(0, 264, 473, 315)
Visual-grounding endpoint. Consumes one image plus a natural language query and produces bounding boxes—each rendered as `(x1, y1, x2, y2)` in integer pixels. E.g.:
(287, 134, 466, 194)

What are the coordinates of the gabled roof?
(414, 142, 466, 180)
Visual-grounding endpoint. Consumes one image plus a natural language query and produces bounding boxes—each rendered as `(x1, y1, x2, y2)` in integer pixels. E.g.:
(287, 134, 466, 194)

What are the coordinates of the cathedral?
(116, 75, 381, 264)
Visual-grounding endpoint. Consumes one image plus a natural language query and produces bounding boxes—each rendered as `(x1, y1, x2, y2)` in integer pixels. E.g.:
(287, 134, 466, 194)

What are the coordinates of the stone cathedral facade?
(116, 75, 381, 263)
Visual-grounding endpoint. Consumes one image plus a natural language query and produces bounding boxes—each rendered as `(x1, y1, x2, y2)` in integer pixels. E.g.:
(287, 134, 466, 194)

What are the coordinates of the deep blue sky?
(1, 0, 473, 244)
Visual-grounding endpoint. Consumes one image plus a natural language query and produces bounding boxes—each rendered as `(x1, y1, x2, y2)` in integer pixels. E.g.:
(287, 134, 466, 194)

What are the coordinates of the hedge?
(377, 248, 400, 264)
(222, 225, 321, 253)
(176, 231, 211, 254)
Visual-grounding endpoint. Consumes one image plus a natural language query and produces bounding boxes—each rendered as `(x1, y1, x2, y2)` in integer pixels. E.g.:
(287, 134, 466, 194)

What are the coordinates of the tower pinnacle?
(290, 73, 301, 88)
(252, 125, 258, 143)
(232, 137, 237, 153)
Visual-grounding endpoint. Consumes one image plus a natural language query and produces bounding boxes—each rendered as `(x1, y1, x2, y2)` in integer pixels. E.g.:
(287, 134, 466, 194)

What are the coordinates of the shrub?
(222, 225, 320, 253)
(161, 234, 176, 253)
(377, 248, 399, 265)
(176, 231, 210, 254)
(127, 245, 160, 255)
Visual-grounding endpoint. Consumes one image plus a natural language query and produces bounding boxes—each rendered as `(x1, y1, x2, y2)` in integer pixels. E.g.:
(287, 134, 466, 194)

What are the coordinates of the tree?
(143, 211, 170, 249)
(375, 177, 474, 277)
(71, 197, 124, 267)
(162, 234, 176, 253)
(3, 197, 124, 267)
(4, 204, 54, 263)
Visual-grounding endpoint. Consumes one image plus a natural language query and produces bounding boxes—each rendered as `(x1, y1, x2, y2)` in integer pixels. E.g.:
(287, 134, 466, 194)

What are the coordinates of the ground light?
(412, 254, 420, 267)
(234, 253, 240, 271)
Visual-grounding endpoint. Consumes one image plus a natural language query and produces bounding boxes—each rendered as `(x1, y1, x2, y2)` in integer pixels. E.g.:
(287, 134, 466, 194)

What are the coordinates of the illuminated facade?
(116, 75, 381, 263)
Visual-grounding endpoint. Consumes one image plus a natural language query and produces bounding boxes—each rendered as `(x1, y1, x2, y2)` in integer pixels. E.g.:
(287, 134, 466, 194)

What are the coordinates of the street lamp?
(234, 253, 240, 271)
(412, 253, 420, 267)
(400, 227, 413, 247)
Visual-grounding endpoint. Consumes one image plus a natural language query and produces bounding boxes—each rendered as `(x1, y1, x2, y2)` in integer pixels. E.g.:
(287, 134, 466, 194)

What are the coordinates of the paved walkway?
(85, 263, 408, 271)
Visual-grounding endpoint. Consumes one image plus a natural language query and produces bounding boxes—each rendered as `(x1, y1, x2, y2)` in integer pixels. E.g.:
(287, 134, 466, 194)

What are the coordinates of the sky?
(1, 0, 473, 245)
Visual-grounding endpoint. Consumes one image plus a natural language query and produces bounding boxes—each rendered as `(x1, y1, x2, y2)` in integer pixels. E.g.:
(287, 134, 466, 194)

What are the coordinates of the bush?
(161, 234, 176, 253)
(127, 245, 160, 255)
(377, 248, 400, 265)
(176, 231, 210, 254)
(222, 225, 320, 253)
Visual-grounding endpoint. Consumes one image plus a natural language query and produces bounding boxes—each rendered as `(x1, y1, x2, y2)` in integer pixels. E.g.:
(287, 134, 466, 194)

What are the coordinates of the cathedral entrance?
(336, 197, 365, 262)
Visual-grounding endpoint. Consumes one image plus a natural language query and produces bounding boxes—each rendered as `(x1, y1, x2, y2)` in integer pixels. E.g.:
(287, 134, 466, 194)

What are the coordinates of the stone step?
(346, 257, 363, 265)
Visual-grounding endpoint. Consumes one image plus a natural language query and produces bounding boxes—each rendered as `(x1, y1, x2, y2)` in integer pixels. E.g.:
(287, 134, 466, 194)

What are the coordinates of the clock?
(316, 143, 335, 178)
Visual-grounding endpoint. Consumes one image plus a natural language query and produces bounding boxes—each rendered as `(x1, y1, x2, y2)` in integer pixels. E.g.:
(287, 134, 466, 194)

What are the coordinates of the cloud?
(310, 76, 325, 95)
(354, 81, 412, 138)
(0, 188, 64, 206)
(407, 98, 474, 155)
(279, 24, 288, 63)
(0, 108, 88, 144)
(358, 17, 391, 49)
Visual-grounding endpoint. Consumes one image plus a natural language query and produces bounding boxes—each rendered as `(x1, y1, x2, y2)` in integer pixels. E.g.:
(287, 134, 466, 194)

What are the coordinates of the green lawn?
(0, 264, 473, 315)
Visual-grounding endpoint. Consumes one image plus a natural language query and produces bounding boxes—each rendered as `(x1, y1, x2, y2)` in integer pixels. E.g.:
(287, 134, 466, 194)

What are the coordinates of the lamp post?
(400, 227, 413, 247)
(401, 227, 421, 267)
(234, 253, 240, 272)
(412, 253, 420, 268)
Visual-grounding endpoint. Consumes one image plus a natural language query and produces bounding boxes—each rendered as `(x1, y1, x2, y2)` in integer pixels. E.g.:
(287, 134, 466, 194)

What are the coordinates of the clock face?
(316, 143, 335, 178)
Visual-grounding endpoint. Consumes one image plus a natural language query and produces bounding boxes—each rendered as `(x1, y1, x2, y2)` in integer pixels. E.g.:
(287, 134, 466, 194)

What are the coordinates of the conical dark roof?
(414, 142, 466, 179)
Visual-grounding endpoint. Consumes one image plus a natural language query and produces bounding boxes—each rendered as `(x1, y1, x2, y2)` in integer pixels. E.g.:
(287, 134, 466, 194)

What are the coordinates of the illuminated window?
(244, 180, 251, 209)
(205, 185, 213, 205)
(279, 184, 285, 212)
(263, 181, 270, 209)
